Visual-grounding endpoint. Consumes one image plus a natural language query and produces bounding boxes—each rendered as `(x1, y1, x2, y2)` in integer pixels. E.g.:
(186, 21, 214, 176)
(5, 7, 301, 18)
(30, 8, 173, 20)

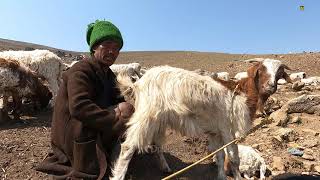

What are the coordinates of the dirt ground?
(1, 45, 320, 179)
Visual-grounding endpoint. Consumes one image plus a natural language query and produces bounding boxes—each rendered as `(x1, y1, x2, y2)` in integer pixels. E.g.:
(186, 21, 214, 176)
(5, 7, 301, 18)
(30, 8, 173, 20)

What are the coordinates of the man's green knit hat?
(86, 20, 123, 52)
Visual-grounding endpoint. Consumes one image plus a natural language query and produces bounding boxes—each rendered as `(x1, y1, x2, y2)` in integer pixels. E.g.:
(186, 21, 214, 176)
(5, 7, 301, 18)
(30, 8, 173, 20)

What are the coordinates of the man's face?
(92, 40, 120, 66)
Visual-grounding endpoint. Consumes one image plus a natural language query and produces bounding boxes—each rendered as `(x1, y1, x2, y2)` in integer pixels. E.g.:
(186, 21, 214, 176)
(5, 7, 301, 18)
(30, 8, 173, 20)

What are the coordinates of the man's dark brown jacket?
(36, 58, 125, 179)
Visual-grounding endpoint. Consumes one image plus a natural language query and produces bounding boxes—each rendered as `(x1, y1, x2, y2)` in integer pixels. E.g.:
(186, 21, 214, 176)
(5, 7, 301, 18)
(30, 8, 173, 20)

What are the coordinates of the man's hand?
(114, 102, 134, 120)
(112, 102, 135, 137)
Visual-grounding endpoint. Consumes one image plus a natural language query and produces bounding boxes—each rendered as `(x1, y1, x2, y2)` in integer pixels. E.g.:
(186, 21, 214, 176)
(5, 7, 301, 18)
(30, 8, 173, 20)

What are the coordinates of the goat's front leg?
(0, 108, 10, 124)
(208, 134, 227, 180)
(110, 144, 135, 180)
(157, 148, 172, 173)
(11, 90, 21, 120)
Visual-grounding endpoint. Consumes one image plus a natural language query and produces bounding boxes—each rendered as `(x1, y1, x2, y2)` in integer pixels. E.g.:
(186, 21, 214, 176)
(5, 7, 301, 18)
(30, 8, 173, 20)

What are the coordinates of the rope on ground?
(161, 137, 241, 180)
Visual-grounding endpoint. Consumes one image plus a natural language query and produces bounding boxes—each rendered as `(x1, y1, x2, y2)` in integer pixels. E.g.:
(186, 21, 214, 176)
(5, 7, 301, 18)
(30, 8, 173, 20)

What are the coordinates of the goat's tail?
(116, 71, 136, 104)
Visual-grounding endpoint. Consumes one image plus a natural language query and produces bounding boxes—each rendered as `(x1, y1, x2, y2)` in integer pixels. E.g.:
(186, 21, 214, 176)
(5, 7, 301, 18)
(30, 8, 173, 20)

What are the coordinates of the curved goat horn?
(243, 58, 265, 63)
(281, 64, 293, 71)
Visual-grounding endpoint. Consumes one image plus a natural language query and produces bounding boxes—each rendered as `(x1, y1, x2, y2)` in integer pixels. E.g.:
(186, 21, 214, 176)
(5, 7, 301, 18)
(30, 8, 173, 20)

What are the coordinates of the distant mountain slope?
(0, 38, 319, 76)
(0, 38, 78, 53)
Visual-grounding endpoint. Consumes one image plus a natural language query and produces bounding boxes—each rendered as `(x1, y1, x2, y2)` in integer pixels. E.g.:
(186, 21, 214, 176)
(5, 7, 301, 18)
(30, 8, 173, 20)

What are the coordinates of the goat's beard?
(260, 86, 276, 97)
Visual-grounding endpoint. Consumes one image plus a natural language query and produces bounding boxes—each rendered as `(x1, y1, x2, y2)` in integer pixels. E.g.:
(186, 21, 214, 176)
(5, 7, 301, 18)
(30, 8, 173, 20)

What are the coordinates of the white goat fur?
(111, 66, 252, 180)
(110, 63, 141, 75)
(110, 63, 142, 82)
(225, 145, 266, 180)
(0, 49, 66, 99)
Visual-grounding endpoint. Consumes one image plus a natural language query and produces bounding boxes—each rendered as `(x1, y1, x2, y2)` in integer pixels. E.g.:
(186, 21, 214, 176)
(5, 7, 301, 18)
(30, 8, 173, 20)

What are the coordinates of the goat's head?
(115, 71, 136, 105)
(247, 58, 291, 96)
(32, 77, 53, 108)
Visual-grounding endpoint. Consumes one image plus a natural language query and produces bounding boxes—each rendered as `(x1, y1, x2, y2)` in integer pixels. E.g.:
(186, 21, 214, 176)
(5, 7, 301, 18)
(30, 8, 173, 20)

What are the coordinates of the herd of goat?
(0, 49, 319, 179)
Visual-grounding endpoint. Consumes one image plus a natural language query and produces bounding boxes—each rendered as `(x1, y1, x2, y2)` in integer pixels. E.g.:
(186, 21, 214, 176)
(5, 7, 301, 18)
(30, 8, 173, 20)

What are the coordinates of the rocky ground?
(0, 39, 320, 179)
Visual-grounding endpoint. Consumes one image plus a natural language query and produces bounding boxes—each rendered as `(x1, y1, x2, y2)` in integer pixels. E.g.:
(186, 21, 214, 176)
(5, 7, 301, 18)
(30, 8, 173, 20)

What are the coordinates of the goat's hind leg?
(221, 133, 242, 180)
(153, 131, 172, 173)
(110, 142, 135, 180)
(0, 93, 12, 124)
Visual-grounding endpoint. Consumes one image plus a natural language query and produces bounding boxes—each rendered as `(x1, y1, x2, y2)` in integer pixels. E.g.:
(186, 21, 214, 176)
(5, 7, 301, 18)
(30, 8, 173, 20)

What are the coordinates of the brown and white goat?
(111, 59, 290, 180)
(216, 58, 292, 117)
(0, 58, 52, 122)
(248, 58, 291, 115)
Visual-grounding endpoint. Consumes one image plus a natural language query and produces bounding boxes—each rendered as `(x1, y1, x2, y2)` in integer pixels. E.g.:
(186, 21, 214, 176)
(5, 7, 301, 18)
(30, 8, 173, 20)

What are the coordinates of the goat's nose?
(268, 81, 275, 87)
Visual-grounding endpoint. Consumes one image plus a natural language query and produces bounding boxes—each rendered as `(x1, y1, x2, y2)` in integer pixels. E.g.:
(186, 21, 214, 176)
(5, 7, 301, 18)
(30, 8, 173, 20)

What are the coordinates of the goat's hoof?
(146, 145, 160, 154)
(161, 166, 172, 174)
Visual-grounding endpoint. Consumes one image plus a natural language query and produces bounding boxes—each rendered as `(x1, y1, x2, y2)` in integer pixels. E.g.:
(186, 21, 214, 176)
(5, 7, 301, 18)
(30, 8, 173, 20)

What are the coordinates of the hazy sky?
(0, 0, 319, 54)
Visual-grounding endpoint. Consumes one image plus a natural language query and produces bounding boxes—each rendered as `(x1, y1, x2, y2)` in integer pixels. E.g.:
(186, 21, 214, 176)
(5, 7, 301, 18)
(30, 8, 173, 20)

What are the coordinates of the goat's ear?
(282, 72, 292, 83)
(247, 63, 259, 78)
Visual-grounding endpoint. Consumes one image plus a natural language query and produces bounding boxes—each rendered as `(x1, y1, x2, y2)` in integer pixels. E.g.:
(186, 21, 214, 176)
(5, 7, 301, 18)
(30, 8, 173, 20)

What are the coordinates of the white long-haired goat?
(111, 66, 254, 180)
(111, 59, 291, 180)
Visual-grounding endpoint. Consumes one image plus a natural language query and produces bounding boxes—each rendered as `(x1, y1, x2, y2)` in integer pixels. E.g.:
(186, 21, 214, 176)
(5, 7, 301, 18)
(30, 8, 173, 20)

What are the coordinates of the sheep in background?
(224, 144, 267, 180)
(63, 60, 79, 71)
(139, 67, 147, 76)
(289, 72, 306, 81)
(234, 72, 248, 81)
(0, 49, 67, 101)
(277, 78, 288, 85)
(193, 68, 218, 78)
(217, 71, 230, 81)
(0, 58, 52, 122)
(301, 76, 320, 86)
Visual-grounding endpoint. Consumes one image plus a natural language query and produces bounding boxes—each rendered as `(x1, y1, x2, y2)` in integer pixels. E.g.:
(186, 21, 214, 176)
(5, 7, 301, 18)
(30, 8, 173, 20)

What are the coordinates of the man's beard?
(100, 54, 116, 66)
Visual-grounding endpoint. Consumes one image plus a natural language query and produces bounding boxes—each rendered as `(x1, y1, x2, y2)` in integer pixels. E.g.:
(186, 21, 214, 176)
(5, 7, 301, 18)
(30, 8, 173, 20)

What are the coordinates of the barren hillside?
(0, 39, 319, 180)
